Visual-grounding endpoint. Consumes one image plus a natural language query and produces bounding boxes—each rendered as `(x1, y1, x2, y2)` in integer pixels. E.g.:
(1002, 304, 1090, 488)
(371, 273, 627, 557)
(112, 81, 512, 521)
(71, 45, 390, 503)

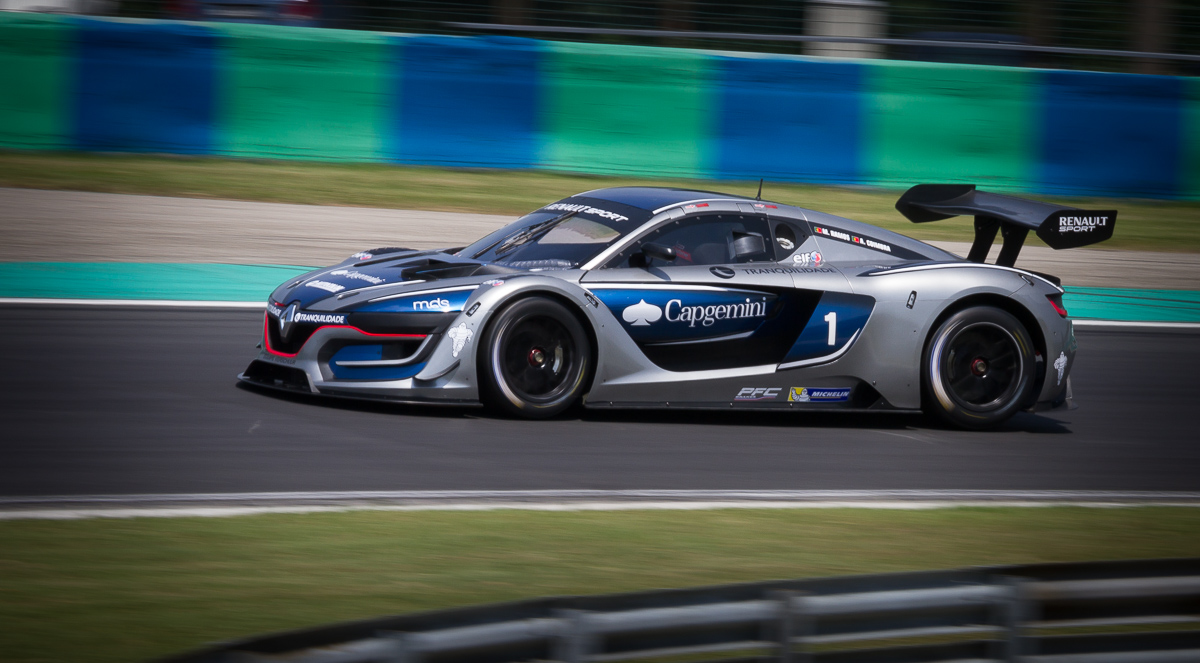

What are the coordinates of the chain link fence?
(93, 0, 1200, 75)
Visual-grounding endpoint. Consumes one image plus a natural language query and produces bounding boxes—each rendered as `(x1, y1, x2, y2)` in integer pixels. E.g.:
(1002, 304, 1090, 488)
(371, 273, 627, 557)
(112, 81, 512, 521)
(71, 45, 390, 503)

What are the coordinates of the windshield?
(460, 197, 648, 271)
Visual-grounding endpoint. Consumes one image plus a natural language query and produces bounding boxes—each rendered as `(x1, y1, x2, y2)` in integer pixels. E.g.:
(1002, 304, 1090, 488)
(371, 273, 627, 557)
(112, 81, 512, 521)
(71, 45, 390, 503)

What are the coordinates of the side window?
(606, 214, 774, 268)
(771, 220, 810, 259)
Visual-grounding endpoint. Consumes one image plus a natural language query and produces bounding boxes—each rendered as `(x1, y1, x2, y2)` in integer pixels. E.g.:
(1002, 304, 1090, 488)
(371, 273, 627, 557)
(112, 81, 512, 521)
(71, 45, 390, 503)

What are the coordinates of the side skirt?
(584, 400, 922, 414)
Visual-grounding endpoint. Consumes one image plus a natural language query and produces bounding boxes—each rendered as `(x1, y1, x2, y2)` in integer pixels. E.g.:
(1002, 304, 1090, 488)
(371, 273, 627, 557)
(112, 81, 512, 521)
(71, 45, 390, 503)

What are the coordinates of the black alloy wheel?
(922, 306, 1036, 430)
(479, 296, 591, 418)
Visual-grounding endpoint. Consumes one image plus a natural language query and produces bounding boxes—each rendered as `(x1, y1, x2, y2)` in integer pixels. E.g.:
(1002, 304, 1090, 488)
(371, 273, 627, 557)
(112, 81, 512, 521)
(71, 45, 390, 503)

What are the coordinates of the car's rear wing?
(895, 184, 1116, 267)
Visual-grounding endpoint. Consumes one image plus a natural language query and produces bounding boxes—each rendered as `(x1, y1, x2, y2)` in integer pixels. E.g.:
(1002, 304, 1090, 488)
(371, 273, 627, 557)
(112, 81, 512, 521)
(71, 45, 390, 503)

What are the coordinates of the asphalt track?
(2, 305, 1198, 498)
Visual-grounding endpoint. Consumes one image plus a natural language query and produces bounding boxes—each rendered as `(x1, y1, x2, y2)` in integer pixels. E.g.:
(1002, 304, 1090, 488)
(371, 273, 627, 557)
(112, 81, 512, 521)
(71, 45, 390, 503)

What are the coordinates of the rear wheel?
(479, 296, 591, 419)
(922, 306, 1035, 430)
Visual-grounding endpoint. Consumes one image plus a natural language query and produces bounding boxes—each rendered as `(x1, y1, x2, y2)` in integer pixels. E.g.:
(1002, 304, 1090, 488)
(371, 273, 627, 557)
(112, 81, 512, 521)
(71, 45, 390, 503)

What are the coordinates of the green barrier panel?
(217, 24, 391, 161)
(863, 60, 1036, 191)
(0, 13, 70, 150)
(1185, 78, 1200, 200)
(540, 41, 714, 178)
(1064, 287, 1200, 323)
(0, 263, 312, 301)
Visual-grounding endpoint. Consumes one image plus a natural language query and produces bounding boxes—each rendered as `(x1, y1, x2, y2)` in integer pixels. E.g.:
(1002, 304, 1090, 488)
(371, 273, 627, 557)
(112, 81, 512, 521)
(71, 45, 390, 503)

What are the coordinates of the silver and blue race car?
(240, 184, 1116, 429)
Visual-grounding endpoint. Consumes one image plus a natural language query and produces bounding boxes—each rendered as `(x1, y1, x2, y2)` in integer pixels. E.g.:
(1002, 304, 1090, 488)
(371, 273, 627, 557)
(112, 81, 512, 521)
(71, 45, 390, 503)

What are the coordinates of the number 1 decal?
(780, 293, 874, 369)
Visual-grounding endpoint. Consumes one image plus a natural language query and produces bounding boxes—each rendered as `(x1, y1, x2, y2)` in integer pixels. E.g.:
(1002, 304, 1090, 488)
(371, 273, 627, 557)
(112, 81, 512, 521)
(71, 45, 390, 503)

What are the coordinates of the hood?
(270, 248, 520, 308)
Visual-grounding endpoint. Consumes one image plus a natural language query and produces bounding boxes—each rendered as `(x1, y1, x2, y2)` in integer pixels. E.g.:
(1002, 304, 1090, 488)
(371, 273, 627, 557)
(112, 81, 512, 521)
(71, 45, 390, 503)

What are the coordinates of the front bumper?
(240, 310, 479, 405)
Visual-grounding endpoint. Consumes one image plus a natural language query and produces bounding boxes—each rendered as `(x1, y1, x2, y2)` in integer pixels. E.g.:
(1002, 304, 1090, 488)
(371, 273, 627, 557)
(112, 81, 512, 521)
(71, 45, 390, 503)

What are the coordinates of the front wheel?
(479, 296, 591, 419)
(922, 306, 1036, 430)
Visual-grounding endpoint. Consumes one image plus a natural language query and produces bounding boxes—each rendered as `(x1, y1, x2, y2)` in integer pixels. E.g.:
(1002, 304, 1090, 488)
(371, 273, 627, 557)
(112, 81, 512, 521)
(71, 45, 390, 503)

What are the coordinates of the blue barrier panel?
(1037, 70, 1184, 198)
(73, 18, 217, 154)
(714, 56, 863, 184)
(390, 35, 541, 168)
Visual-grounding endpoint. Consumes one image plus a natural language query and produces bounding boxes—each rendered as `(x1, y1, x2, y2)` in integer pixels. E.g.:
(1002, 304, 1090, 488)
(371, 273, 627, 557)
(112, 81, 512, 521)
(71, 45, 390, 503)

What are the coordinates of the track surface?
(2, 306, 1198, 496)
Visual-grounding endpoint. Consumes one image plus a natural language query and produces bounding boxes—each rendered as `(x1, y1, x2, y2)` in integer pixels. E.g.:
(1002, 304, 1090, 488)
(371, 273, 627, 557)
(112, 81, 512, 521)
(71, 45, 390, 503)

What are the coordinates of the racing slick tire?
(922, 306, 1036, 430)
(479, 296, 591, 419)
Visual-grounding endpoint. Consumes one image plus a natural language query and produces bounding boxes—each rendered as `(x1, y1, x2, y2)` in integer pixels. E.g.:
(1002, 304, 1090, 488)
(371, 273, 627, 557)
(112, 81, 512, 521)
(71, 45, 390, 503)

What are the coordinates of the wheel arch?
(477, 288, 602, 395)
(923, 292, 1047, 407)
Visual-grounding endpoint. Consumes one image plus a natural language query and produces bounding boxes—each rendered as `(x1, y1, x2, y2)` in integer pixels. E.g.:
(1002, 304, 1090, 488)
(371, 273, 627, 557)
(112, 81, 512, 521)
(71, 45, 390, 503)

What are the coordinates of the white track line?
(4, 490, 1200, 520)
(0, 298, 1198, 329)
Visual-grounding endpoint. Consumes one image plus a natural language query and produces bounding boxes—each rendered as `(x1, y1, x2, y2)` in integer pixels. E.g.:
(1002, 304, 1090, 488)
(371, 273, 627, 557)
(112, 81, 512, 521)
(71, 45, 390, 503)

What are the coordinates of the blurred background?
(6, 0, 1198, 75)
(2, 2, 1200, 663)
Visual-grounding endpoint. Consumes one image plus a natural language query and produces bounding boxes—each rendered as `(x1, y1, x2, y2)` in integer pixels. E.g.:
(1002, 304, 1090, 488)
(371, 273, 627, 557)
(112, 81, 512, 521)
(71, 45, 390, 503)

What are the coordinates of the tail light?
(1047, 293, 1068, 317)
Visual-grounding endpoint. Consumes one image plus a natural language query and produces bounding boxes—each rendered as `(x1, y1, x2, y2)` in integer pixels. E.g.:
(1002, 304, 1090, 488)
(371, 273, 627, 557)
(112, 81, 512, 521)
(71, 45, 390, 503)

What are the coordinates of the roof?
(580, 187, 755, 212)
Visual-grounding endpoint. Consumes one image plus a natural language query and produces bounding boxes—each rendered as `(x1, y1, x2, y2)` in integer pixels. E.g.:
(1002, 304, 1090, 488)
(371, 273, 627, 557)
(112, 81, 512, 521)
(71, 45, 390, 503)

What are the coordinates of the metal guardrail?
(162, 558, 1200, 663)
(444, 23, 1200, 64)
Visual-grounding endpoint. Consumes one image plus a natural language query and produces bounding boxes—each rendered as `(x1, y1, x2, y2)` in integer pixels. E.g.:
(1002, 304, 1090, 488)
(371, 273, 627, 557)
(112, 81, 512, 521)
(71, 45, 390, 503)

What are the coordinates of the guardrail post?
(553, 609, 594, 663)
(768, 590, 796, 663)
(998, 576, 1034, 663)
(790, 593, 814, 663)
(382, 631, 418, 663)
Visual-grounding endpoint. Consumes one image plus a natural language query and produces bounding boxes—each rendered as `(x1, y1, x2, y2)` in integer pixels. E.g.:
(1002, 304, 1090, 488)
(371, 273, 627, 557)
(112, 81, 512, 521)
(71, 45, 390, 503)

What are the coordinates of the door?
(582, 211, 824, 371)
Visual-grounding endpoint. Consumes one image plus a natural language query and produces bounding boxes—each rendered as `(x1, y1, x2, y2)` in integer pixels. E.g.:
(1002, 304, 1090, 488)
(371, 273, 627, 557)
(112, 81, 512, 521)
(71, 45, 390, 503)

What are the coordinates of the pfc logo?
(735, 387, 781, 401)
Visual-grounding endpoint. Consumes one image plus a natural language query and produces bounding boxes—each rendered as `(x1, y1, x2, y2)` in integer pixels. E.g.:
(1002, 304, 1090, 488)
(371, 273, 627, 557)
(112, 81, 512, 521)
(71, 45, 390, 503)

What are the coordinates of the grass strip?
(3, 151, 1199, 253)
(2, 507, 1199, 663)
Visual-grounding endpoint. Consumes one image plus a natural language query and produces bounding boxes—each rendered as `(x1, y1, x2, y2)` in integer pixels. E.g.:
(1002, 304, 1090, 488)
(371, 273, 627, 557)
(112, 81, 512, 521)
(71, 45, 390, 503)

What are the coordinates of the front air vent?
(242, 361, 311, 393)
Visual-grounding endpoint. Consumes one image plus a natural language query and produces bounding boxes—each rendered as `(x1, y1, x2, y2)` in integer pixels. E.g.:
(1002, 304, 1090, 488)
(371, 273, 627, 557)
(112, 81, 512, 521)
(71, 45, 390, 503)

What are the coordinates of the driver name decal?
(813, 226, 900, 255)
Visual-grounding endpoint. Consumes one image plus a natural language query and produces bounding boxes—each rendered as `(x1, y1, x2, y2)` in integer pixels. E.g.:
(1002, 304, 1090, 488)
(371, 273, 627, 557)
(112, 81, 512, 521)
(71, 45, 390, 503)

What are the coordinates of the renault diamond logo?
(280, 303, 298, 341)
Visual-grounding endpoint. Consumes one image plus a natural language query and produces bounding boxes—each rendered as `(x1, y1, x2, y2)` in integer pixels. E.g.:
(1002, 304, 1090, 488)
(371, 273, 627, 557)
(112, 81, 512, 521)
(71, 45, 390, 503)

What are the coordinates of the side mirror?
(632, 243, 676, 267)
(731, 232, 766, 259)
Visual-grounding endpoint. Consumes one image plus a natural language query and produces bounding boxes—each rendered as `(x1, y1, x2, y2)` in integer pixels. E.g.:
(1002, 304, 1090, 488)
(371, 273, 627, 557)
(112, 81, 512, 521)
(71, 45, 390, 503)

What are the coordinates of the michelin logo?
(447, 323, 473, 358)
(788, 387, 851, 403)
(1054, 352, 1068, 385)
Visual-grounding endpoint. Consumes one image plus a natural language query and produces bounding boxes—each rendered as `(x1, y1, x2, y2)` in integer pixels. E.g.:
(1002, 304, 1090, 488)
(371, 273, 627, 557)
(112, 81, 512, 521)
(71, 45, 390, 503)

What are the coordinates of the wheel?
(921, 306, 1036, 430)
(478, 296, 591, 419)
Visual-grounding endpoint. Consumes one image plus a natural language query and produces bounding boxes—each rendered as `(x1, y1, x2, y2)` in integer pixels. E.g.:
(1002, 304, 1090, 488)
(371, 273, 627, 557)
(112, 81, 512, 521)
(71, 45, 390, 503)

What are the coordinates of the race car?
(239, 184, 1116, 429)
